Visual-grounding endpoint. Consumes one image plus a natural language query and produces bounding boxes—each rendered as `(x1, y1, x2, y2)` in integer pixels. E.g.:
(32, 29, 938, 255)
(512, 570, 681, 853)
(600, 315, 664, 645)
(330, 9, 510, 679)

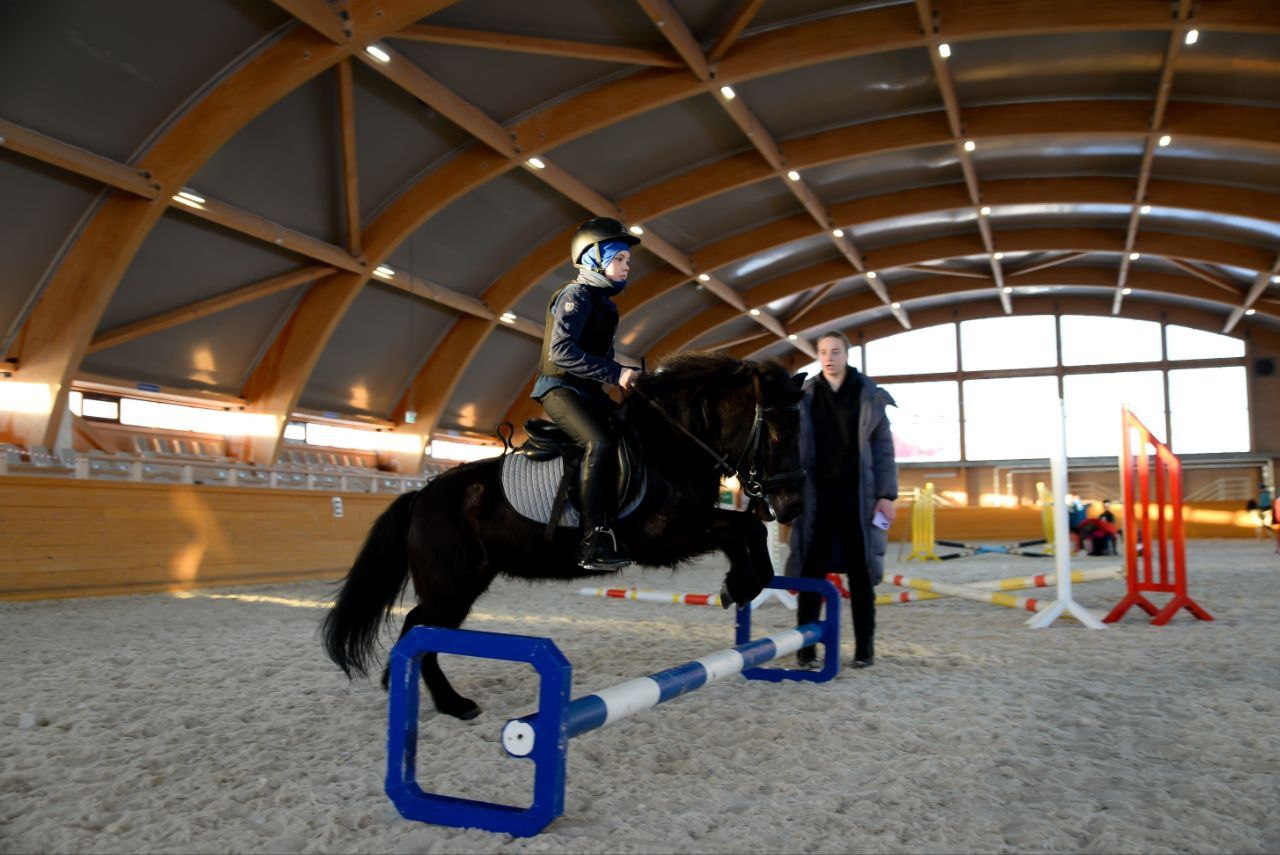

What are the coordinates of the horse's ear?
(790, 372, 807, 388)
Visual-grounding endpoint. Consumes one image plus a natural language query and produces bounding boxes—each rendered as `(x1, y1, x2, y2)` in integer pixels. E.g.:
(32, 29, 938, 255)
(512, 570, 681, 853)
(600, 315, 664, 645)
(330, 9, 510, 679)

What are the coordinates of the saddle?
(499, 419, 646, 535)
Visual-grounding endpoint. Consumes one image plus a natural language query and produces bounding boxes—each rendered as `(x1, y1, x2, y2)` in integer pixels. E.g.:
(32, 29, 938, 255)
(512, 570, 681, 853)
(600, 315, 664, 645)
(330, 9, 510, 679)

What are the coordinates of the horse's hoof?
(441, 699, 482, 720)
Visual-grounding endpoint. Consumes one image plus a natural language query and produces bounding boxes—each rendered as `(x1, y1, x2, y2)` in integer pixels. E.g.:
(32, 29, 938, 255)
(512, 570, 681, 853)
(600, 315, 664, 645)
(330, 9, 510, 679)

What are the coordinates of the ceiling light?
(1184, 29, 1199, 45)
(176, 189, 205, 205)
(526, 157, 546, 169)
(698, 273, 710, 282)
(1158, 134, 1172, 147)
(788, 334, 798, 341)
(891, 302, 901, 309)
(1129, 252, 1141, 261)
(720, 85, 736, 100)
(1122, 287, 1133, 295)
(832, 229, 844, 238)
(1245, 308, 1256, 316)
(993, 252, 1004, 260)
(786, 170, 800, 181)
(963, 140, 976, 152)
(1140, 204, 1152, 214)
(979, 206, 991, 216)
(749, 308, 761, 316)
(499, 312, 517, 324)
(938, 43, 951, 59)
(373, 265, 395, 278)
(365, 45, 391, 63)
(629, 225, 644, 235)
(866, 271, 878, 280)
(1003, 287, 1013, 294)
(1271, 275, 1280, 284)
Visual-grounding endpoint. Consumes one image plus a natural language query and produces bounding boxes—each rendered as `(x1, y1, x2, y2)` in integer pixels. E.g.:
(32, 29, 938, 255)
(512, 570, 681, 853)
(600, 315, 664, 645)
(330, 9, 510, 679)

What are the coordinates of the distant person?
(1098, 499, 1119, 555)
(1258, 483, 1274, 528)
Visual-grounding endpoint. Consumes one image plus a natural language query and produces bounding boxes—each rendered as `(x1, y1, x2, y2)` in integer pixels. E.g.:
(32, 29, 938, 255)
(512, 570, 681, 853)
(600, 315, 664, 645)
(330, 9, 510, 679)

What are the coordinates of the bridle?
(633, 371, 805, 501)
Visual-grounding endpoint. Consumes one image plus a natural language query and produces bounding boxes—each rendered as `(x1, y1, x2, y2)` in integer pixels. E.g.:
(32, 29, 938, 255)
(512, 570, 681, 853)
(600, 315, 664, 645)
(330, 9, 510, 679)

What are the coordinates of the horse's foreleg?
(383, 601, 483, 720)
(709, 509, 770, 608)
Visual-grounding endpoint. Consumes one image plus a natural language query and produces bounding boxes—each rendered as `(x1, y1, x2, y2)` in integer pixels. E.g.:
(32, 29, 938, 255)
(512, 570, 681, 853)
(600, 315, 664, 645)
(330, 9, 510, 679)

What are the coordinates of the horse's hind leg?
(382, 601, 483, 720)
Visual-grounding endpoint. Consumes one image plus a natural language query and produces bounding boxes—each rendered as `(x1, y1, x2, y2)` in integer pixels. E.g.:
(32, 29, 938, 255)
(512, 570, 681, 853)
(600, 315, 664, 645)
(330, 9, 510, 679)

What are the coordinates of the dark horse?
(322, 353, 806, 719)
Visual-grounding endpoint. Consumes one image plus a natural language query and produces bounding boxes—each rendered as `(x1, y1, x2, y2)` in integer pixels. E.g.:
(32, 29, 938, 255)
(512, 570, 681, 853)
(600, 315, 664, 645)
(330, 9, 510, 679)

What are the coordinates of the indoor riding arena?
(3, 2, 1279, 854)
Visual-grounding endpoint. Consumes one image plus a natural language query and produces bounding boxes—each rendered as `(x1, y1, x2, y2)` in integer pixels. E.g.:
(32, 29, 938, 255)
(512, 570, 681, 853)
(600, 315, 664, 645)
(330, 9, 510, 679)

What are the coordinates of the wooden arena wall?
(1, 477, 399, 601)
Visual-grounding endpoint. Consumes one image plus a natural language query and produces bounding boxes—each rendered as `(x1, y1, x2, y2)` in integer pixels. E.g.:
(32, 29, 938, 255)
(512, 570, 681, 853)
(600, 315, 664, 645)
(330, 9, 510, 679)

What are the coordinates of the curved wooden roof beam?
(3, 0, 458, 450)
(722, 267, 1280, 361)
(646, 224, 1278, 360)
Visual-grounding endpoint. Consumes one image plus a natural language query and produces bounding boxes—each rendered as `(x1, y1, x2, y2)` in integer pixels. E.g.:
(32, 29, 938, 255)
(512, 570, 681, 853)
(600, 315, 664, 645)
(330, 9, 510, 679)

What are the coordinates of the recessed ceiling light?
(526, 157, 546, 169)
(365, 45, 391, 63)
(938, 43, 951, 58)
(1122, 287, 1133, 295)
(629, 225, 644, 235)
(1184, 29, 1199, 45)
(1158, 134, 1172, 147)
(1140, 204, 1152, 214)
(176, 189, 205, 205)
(1245, 308, 1256, 316)
(993, 252, 1004, 260)
(374, 265, 395, 278)
(499, 312, 517, 324)
(720, 85, 736, 100)
(749, 309, 760, 316)
(788, 334, 798, 341)
(867, 271, 877, 279)
(832, 229, 844, 238)
(979, 206, 991, 216)
(698, 274, 710, 282)
(1003, 287, 1013, 294)
(891, 302, 901, 309)
(963, 140, 976, 152)
(1129, 252, 1141, 261)
(786, 170, 800, 181)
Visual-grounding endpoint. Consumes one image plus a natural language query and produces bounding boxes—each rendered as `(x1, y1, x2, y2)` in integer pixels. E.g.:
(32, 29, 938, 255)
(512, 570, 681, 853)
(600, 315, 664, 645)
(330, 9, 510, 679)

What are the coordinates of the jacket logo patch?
(562, 300, 576, 313)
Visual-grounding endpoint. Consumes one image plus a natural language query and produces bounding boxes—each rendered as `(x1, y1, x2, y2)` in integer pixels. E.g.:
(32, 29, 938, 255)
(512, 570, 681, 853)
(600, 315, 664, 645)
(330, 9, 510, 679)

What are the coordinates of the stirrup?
(578, 526, 629, 569)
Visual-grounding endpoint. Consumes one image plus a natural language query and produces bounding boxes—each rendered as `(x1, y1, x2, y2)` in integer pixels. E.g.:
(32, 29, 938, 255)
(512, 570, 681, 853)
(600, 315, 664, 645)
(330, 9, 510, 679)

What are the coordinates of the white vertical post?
(1026, 399, 1108, 629)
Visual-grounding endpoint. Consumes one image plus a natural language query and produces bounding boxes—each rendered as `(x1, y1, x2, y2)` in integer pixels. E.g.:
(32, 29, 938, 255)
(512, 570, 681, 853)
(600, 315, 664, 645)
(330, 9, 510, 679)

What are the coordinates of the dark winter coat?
(786, 371, 898, 584)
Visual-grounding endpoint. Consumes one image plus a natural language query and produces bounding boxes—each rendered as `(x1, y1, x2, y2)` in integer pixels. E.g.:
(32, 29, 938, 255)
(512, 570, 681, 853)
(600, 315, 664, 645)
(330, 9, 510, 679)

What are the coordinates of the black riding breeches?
(798, 485, 875, 660)
(540, 388, 618, 531)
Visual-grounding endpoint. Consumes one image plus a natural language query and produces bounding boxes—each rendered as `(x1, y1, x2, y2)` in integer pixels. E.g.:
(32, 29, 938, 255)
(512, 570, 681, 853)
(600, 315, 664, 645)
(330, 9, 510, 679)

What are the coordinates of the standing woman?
(787, 331, 898, 669)
(531, 218, 641, 570)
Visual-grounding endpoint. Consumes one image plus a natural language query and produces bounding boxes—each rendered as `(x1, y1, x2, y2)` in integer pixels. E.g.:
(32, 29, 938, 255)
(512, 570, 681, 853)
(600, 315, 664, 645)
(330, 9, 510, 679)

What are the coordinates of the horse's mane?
(635, 351, 754, 398)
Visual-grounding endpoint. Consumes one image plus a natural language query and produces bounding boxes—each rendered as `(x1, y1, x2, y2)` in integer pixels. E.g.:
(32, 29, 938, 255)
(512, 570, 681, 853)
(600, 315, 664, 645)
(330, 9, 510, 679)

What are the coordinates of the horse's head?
(742, 362, 806, 524)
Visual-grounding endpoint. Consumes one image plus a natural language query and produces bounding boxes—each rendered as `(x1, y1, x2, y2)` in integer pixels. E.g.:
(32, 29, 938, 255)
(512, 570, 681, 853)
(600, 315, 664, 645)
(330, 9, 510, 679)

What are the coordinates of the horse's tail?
(322, 489, 418, 678)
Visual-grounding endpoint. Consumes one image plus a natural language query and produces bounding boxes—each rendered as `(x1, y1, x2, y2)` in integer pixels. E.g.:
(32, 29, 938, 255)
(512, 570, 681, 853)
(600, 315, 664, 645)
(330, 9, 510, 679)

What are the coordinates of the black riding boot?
(577, 441, 629, 570)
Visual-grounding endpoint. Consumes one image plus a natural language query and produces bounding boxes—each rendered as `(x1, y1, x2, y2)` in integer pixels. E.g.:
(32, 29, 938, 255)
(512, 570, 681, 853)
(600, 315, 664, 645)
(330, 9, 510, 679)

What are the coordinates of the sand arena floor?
(2, 539, 1278, 854)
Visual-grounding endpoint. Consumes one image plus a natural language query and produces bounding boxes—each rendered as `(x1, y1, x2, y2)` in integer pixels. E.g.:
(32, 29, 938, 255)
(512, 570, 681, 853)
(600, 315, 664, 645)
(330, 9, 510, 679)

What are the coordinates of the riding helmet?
(570, 217, 640, 267)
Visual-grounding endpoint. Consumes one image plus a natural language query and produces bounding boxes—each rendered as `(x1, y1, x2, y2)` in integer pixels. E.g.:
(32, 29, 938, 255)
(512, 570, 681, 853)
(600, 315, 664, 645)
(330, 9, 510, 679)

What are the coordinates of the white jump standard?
(384, 576, 842, 837)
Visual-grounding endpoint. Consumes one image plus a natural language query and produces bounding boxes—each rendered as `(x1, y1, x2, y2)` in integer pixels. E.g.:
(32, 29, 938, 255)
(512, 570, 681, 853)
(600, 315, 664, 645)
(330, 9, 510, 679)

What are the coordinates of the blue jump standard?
(385, 575, 842, 837)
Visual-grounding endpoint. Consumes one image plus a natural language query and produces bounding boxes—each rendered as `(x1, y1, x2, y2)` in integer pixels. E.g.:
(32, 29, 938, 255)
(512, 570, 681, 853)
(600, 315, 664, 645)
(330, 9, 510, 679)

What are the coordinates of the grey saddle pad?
(500, 453, 645, 528)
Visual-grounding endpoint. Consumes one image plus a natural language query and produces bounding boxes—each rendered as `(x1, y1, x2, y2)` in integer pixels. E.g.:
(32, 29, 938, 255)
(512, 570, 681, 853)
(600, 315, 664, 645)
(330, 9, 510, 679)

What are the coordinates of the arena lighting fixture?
(526, 157, 546, 169)
(963, 140, 976, 152)
(1158, 134, 1172, 146)
(499, 312, 517, 324)
(788, 334, 798, 340)
(979, 206, 991, 216)
(698, 273, 710, 282)
(1129, 252, 1141, 261)
(866, 271, 877, 279)
(891, 302, 901, 309)
(1003, 287, 1013, 294)
(1122, 287, 1133, 295)
(1271, 275, 1280, 284)
(719, 85, 736, 100)
(938, 43, 951, 58)
(0, 382, 53, 415)
(1245, 308, 1256, 316)
(1185, 29, 1199, 45)
(831, 228, 844, 238)
(365, 45, 391, 63)
(629, 225, 644, 235)
(786, 170, 800, 181)
(749, 308, 761, 316)
(993, 252, 1004, 260)
(374, 265, 395, 278)
(1140, 204, 1152, 214)
(176, 189, 205, 205)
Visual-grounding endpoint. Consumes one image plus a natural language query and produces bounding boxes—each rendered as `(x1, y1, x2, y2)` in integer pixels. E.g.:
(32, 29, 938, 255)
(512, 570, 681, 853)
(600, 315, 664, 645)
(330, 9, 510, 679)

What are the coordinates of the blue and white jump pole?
(385, 576, 842, 837)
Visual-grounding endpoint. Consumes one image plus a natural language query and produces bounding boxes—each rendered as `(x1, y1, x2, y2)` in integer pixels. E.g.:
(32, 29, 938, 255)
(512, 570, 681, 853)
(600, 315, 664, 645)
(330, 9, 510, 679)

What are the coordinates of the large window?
(1059, 316, 1163, 366)
(1165, 324, 1245, 360)
(1168, 367, 1250, 453)
(878, 381, 961, 462)
(1063, 371, 1166, 457)
(865, 324, 956, 376)
(962, 376, 1061, 460)
(960, 315, 1057, 371)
